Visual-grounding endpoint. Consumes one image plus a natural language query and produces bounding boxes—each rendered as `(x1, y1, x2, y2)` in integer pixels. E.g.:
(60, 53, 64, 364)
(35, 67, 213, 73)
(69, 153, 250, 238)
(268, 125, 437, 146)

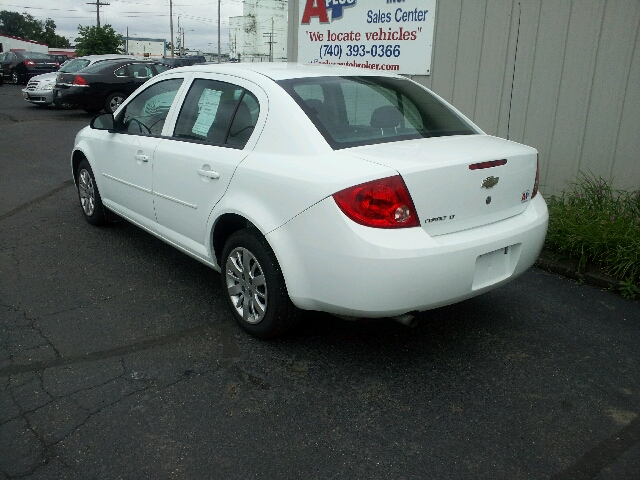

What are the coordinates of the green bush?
(545, 173, 640, 298)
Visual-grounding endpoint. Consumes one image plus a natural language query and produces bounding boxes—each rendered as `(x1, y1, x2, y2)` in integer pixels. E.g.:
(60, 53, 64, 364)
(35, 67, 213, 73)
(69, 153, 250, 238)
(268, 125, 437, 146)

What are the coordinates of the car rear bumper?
(267, 194, 549, 317)
(53, 86, 100, 109)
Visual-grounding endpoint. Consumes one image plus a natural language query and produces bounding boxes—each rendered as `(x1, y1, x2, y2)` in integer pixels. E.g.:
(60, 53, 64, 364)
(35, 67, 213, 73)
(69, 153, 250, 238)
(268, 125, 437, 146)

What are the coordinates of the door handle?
(197, 168, 220, 179)
(134, 153, 149, 162)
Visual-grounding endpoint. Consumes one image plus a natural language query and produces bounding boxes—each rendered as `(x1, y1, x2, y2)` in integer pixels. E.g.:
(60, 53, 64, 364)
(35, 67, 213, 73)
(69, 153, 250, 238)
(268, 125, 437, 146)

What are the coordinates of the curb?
(534, 249, 622, 291)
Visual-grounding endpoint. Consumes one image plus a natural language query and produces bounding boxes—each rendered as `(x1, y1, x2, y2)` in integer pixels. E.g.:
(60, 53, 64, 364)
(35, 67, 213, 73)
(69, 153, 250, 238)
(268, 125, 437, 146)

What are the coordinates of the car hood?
(27, 72, 57, 83)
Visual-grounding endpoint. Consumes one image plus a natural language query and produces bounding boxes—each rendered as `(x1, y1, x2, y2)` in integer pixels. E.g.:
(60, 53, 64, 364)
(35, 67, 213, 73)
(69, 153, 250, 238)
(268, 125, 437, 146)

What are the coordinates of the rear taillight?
(54, 62, 60, 67)
(73, 76, 88, 86)
(24, 60, 36, 67)
(532, 154, 540, 198)
(333, 175, 419, 228)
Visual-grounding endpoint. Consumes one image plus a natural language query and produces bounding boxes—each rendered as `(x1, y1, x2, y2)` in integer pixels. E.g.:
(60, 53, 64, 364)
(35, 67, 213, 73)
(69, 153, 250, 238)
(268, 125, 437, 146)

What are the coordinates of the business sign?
(298, 0, 436, 75)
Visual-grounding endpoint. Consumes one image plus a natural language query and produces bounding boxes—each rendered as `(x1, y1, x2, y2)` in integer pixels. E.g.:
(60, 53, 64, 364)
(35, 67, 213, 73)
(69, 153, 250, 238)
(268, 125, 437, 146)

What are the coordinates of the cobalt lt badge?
(482, 176, 499, 189)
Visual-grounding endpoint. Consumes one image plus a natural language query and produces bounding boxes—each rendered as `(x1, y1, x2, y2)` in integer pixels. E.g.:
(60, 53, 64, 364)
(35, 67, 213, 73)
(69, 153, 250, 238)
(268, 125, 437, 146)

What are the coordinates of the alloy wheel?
(225, 247, 268, 324)
(108, 95, 125, 112)
(78, 169, 96, 216)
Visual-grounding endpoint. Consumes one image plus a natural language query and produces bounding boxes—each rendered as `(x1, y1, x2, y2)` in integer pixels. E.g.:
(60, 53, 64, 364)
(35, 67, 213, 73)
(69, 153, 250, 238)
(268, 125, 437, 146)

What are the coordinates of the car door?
(151, 76, 263, 259)
(98, 77, 185, 225)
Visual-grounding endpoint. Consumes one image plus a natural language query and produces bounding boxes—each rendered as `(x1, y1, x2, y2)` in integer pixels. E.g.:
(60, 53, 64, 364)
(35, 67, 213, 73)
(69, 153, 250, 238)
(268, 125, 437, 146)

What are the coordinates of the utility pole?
(169, 0, 174, 57)
(87, 0, 109, 28)
(177, 16, 181, 55)
(263, 18, 275, 62)
(217, 0, 221, 63)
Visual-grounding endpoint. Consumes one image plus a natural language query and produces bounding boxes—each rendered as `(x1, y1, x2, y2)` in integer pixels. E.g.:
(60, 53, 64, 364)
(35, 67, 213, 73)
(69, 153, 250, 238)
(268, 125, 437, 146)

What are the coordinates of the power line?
(86, 0, 110, 28)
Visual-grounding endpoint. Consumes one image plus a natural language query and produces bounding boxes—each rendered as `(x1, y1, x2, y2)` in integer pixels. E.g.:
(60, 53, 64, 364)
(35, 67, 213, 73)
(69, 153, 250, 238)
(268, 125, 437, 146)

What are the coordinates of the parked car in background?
(22, 54, 138, 108)
(0, 51, 60, 84)
(50, 54, 70, 65)
(70, 63, 548, 338)
(53, 59, 171, 113)
(161, 55, 207, 68)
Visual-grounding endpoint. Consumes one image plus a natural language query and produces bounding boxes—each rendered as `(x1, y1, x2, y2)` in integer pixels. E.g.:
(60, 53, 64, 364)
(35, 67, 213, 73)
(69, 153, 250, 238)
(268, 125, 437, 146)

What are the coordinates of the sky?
(0, 0, 246, 53)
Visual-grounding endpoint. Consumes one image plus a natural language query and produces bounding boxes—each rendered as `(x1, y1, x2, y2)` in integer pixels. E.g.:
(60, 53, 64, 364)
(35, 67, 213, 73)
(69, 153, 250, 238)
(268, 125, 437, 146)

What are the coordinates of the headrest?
(370, 105, 403, 129)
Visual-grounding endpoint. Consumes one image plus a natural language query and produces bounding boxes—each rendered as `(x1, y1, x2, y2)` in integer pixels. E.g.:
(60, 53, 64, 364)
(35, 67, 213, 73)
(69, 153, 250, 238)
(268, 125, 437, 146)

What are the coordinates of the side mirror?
(90, 113, 114, 131)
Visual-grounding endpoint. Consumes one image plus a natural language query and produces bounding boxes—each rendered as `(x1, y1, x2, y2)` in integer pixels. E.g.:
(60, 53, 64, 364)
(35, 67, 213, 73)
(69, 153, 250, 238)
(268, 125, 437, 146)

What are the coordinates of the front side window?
(132, 64, 153, 78)
(116, 78, 184, 135)
(173, 79, 259, 148)
(278, 76, 476, 149)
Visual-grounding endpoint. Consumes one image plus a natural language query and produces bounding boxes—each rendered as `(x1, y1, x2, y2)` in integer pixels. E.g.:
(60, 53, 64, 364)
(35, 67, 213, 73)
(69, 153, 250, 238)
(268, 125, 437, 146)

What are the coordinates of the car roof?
(85, 58, 164, 68)
(78, 54, 138, 61)
(169, 62, 401, 82)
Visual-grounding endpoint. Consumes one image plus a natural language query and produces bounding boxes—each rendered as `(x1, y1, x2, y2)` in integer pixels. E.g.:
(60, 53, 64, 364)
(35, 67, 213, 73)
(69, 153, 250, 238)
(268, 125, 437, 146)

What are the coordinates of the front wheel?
(104, 92, 126, 113)
(221, 229, 298, 338)
(76, 160, 106, 226)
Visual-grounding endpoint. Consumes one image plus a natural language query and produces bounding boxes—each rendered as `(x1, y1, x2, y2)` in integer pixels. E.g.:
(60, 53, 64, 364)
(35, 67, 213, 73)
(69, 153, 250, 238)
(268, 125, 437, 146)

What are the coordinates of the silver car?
(22, 54, 137, 107)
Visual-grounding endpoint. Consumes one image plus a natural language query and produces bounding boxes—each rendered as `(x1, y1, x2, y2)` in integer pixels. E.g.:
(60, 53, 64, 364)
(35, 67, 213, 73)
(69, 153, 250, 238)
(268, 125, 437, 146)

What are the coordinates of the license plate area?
(472, 244, 522, 290)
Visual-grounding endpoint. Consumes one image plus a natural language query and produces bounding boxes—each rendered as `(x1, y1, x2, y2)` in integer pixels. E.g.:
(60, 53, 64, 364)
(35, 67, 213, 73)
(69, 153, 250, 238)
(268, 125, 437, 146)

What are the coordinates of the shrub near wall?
(545, 173, 640, 299)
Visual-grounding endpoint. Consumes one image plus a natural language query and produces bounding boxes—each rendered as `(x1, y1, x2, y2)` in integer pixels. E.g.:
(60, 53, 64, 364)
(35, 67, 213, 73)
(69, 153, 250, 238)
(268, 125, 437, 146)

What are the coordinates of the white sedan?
(71, 63, 548, 338)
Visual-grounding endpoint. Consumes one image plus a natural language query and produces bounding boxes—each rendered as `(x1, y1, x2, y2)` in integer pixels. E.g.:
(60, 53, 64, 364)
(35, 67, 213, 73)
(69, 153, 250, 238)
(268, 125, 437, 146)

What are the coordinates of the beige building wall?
(288, 0, 640, 195)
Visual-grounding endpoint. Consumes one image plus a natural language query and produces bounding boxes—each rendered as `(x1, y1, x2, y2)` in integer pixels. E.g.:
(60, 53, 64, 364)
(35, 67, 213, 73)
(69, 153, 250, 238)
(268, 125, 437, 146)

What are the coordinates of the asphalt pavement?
(1, 82, 639, 479)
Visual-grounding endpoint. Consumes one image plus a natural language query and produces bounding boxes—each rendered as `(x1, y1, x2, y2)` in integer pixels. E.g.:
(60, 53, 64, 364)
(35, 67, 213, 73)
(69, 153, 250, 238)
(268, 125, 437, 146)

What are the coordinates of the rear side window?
(116, 78, 184, 136)
(279, 76, 476, 149)
(154, 64, 172, 74)
(173, 79, 259, 148)
(23, 52, 52, 60)
(60, 59, 90, 73)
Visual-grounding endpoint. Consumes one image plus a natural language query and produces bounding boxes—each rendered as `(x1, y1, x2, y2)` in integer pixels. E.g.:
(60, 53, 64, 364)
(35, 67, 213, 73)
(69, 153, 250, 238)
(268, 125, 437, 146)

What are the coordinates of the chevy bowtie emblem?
(481, 176, 499, 189)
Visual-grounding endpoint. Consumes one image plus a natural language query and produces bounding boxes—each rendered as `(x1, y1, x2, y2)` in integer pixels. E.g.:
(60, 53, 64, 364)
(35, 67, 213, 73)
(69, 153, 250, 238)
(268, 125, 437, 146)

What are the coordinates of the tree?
(74, 24, 124, 56)
(0, 10, 70, 48)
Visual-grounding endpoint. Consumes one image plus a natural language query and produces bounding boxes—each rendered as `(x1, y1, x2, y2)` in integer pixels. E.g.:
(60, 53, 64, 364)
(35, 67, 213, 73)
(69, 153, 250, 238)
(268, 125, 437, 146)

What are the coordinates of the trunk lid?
(342, 135, 538, 236)
(31, 59, 59, 75)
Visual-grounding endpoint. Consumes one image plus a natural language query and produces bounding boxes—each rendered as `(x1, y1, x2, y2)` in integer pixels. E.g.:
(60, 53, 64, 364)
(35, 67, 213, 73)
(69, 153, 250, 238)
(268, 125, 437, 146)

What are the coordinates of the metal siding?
(451, 0, 487, 118)
(497, 0, 524, 139)
(429, 0, 463, 102)
(579, 0, 640, 181)
(522, 0, 572, 186)
(502, 0, 542, 143)
(473, 0, 515, 136)
(544, 0, 606, 194)
(611, 17, 640, 192)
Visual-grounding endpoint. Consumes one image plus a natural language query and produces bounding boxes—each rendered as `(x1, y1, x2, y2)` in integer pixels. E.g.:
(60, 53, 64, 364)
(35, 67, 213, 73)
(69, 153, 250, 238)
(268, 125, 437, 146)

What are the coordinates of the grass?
(544, 173, 640, 299)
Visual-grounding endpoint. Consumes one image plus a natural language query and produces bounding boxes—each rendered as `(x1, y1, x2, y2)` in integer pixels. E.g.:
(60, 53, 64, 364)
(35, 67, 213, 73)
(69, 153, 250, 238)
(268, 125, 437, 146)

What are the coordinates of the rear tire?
(221, 229, 298, 338)
(76, 160, 106, 226)
(10, 70, 21, 85)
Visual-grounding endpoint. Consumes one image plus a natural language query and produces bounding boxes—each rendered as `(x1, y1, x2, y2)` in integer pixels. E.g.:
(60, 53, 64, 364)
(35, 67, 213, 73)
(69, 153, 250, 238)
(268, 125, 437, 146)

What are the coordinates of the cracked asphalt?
(1, 83, 640, 479)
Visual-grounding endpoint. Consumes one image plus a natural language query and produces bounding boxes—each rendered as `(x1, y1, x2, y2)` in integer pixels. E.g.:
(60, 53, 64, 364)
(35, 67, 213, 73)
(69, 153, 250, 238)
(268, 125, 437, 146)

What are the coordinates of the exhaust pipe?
(391, 314, 418, 328)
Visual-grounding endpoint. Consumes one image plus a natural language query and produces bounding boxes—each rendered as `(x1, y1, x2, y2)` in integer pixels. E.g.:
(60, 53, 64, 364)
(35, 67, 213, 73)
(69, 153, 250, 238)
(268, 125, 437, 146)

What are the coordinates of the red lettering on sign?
(301, 0, 329, 24)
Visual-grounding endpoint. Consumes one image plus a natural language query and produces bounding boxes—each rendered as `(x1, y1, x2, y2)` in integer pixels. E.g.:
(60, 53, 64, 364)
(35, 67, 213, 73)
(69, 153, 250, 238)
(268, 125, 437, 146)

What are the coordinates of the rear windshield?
(22, 52, 53, 60)
(60, 59, 90, 73)
(278, 76, 476, 149)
